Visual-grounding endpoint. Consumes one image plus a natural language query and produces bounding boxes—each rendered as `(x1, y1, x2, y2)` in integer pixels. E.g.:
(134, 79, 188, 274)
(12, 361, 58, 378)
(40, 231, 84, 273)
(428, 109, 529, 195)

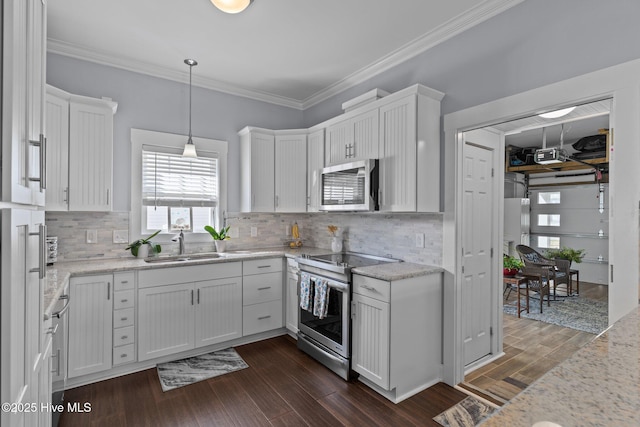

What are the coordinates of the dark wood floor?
(60, 335, 467, 427)
(462, 282, 608, 404)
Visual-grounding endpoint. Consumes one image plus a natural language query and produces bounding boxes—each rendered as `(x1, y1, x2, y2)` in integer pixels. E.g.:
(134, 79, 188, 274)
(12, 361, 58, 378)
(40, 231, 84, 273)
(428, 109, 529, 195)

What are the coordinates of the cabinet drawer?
(243, 258, 282, 275)
(113, 290, 134, 310)
(353, 275, 390, 302)
(113, 344, 135, 365)
(113, 325, 135, 347)
(113, 307, 134, 328)
(243, 272, 282, 306)
(114, 272, 135, 291)
(243, 300, 283, 336)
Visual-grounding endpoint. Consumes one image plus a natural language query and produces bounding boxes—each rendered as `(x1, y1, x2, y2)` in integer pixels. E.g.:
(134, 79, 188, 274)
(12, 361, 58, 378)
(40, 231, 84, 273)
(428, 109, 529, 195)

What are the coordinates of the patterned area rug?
(433, 396, 496, 427)
(157, 348, 248, 392)
(503, 295, 608, 335)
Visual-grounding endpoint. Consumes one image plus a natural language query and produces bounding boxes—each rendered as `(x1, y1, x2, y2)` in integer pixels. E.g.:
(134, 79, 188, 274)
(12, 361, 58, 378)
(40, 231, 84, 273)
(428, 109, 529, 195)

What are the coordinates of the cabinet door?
(307, 129, 325, 212)
(275, 134, 307, 212)
(352, 109, 379, 162)
(379, 95, 417, 212)
(45, 92, 70, 211)
(68, 101, 114, 211)
(138, 283, 195, 361)
(1, 0, 46, 205)
(68, 274, 113, 378)
(250, 132, 275, 212)
(0, 209, 44, 426)
(325, 120, 352, 165)
(38, 336, 53, 427)
(352, 293, 390, 389)
(195, 277, 242, 347)
(285, 270, 299, 333)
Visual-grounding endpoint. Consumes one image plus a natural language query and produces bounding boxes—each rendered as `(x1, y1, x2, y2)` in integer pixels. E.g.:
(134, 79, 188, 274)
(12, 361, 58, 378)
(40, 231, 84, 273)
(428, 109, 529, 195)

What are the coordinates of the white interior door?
(462, 129, 500, 366)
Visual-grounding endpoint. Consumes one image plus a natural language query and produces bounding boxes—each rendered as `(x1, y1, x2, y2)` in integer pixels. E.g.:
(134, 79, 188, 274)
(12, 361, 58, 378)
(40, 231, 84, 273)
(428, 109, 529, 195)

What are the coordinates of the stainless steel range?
(295, 252, 398, 380)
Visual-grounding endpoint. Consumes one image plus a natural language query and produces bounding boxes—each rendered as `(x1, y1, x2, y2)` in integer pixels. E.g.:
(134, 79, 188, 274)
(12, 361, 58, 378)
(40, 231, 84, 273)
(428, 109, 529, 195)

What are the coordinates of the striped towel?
(299, 272, 312, 312)
(313, 278, 330, 319)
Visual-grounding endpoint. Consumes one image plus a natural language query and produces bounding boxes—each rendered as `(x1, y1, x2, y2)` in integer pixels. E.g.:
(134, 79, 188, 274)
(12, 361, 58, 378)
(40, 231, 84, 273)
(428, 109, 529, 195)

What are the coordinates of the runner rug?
(433, 396, 496, 427)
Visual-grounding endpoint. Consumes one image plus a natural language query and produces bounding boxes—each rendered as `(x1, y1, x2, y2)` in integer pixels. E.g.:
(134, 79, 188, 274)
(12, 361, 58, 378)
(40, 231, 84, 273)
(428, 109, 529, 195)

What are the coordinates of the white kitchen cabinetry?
(243, 258, 284, 336)
(137, 262, 243, 361)
(38, 334, 53, 427)
(285, 258, 299, 334)
(68, 274, 113, 378)
(351, 272, 442, 402)
(275, 133, 307, 212)
(45, 85, 117, 211)
(307, 129, 325, 212)
(240, 128, 275, 212)
(112, 272, 136, 366)
(378, 85, 443, 212)
(325, 109, 379, 166)
(2, 0, 47, 206)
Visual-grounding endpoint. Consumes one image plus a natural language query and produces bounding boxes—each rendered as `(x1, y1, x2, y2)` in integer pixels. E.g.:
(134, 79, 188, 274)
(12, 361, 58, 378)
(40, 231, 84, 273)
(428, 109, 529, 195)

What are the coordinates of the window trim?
(130, 128, 227, 244)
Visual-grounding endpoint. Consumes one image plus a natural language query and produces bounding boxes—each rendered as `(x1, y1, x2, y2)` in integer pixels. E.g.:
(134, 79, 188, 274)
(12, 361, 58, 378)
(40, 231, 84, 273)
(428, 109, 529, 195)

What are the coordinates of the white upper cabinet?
(307, 129, 325, 212)
(378, 85, 443, 212)
(325, 109, 379, 166)
(2, 0, 47, 206)
(240, 128, 275, 212)
(45, 86, 117, 212)
(275, 133, 307, 212)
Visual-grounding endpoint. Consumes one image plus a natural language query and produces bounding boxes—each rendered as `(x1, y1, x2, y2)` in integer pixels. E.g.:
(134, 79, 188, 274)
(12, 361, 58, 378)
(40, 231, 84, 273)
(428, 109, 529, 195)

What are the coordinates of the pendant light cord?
(188, 62, 193, 142)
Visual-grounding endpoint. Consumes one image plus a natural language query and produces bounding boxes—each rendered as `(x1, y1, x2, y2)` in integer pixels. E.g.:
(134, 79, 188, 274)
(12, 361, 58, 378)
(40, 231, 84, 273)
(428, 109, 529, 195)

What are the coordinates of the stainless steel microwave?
(320, 159, 379, 211)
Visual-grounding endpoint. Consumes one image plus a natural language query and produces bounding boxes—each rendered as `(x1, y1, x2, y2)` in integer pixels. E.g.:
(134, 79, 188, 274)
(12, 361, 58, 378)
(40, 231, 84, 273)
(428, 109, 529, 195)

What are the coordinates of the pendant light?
(211, 0, 253, 14)
(182, 59, 198, 158)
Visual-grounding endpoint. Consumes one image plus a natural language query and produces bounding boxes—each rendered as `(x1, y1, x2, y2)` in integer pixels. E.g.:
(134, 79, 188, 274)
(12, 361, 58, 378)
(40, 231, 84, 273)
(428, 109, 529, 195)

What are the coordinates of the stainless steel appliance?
(320, 159, 379, 211)
(295, 252, 398, 379)
(51, 286, 70, 427)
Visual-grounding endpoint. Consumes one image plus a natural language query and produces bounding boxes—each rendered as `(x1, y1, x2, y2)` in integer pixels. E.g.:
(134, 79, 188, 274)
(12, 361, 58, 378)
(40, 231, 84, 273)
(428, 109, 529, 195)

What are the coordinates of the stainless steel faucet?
(172, 230, 185, 255)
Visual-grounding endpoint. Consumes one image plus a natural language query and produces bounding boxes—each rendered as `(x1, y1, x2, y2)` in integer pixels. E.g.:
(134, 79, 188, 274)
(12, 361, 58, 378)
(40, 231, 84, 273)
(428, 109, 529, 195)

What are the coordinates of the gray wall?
(303, 0, 640, 126)
(46, 54, 304, 212)
(47, 0, 640, 212)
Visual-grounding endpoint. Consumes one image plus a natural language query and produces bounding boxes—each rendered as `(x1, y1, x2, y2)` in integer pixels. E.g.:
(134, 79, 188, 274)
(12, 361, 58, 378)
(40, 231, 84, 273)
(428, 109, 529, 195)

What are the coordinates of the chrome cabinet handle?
(106, 189, 110, 205)
(191, 289, 194, 305)
(28, 224, 46, 279)
(121, 299, 128, 303)
(120, 317, 128, 321)
(120, 354, 127, 358)
(63, 187, 68, 203)
(197, 288, 200, 304)
(258, 315, 271, 320)
(121, 335, 128, 340)
(51, 349, 61, 375)
(107, 282, 111, 300)
(53, 297, 71, 319)
(28, 134, 46, 190)
(257, 286, 271, 291)
(360, 284, 379, 293)
(121, 280, 129, 284)
(257, 265, 270, 269)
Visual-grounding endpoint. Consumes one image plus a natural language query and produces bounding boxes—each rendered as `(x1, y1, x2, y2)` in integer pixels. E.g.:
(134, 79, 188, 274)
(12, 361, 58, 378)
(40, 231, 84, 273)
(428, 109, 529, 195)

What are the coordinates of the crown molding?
(48, 0, 523, 112)
(301, 0, 524, 109)
(47, 38, 305, 110)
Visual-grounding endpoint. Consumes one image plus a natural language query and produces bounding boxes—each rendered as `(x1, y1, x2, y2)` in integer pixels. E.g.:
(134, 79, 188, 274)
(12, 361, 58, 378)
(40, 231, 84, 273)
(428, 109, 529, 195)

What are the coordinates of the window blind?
(142, 150, 218, 207)
(322, 171, 365, 205)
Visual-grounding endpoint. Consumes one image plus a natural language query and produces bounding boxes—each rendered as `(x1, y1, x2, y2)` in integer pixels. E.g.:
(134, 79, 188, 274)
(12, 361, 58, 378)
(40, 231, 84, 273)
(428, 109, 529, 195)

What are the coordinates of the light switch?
(113, 229, 129, 243)
(415, 233, 425, 248)
(251, 227, 258, 237)
(86, 229, 98, 244)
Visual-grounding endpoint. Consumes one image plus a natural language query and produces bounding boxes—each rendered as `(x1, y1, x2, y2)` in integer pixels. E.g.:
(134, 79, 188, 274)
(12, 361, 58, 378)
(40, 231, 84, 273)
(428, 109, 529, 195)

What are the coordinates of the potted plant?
(503, 254, 524, 276)
(126, 230, 162, 258)
(544, 246, 585, 266)
(204, 225, 231, 252)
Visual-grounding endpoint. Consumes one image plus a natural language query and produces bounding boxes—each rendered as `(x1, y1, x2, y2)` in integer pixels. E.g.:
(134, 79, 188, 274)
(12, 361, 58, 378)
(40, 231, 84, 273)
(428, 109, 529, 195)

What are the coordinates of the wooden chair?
(518, 265, 552, 313)
(516, 244, 571, 298)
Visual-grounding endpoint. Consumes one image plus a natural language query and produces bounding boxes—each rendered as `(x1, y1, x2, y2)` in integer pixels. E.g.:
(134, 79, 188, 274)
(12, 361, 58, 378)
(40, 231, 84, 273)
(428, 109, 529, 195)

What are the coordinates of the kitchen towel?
(313, 278, 330, 319)
(299, 271, 312, 312)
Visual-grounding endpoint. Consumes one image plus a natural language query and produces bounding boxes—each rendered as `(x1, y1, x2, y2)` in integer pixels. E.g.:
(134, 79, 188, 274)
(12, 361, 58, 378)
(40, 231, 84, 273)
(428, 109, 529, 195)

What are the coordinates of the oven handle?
(52, 294, 71, 319)
(300, 272, 349, 293)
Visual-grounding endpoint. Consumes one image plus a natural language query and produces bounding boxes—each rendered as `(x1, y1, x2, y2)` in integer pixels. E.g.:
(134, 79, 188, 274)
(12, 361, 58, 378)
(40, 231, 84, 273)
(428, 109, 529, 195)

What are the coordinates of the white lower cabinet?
(351, 272, 442, 402)
(38, 335, 53, 427)
(68, 274, 113, 378)
(242, 258, 283, 336)
(137, 262, 243, 362)
(285, 258, 299, 334)
(112, 272, 136, 366)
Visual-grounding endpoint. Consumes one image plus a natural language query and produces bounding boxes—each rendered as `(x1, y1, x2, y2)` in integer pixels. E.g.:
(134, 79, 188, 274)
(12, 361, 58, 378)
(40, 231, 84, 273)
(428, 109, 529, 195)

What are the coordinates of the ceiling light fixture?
(182, 59, 198, 158)
(538, 106, 576, 119)
(211, 0, 253, 14)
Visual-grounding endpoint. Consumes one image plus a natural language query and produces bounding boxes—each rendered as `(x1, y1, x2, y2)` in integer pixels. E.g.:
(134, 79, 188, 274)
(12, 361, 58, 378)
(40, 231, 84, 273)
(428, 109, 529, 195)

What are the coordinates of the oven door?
(298, 274, 350, 359)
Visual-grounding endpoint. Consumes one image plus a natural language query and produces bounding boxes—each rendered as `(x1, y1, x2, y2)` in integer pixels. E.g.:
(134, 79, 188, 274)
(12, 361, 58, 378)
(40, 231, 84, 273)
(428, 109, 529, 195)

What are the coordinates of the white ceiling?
(47, 0, 523, 109)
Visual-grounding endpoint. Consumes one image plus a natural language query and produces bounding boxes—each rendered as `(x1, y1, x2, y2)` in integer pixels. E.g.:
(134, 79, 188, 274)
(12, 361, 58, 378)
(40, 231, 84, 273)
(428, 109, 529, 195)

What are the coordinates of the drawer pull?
(120, 354, 128, 358)
(121, 335, 128, 340)
(257, 265, 270, 269)
(121, 299, 128, 303)
(121, 280, 129, 284)
(257, 286, 271, 291)
(120, 317, 128, 321)
(360, 285, 378, 293)
(258, 315, 271, 320)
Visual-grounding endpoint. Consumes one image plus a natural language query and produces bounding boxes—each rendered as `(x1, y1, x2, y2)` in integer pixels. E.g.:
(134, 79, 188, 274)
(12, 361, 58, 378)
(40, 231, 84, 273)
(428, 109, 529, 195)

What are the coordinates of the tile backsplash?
(46, 211, 443, 266)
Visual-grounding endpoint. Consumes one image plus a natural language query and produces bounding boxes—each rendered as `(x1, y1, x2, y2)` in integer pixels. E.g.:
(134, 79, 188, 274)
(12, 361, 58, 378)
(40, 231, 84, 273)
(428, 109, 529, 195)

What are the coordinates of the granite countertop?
(44, 246, 441, 318)
(481, 306, 640, 427)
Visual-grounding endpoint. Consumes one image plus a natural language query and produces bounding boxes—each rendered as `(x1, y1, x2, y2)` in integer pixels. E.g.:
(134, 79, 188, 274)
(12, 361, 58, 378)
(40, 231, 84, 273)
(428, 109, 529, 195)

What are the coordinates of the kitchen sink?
(144, 253, 224, 263)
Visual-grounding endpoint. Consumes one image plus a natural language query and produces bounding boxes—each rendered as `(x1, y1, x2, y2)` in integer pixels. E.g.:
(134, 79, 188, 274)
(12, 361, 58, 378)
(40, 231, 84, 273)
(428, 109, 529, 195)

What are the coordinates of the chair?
(518, 265, 552, 314)
(516, 244, 571, 299)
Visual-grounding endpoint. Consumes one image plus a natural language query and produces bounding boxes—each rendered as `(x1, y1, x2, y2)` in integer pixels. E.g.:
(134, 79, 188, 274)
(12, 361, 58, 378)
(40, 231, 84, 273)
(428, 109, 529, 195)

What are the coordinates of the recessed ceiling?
(47, 0, 523, 109)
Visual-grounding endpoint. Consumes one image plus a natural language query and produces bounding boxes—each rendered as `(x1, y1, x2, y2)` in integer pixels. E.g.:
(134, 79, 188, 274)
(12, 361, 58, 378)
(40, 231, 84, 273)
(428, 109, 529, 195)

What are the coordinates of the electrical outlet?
(285, 225, 291, 236)
(86, 229, 98, 244)
(415, 233, 425, 248)
(251, 226, 258, 237)
(113, 229, 129, 243)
